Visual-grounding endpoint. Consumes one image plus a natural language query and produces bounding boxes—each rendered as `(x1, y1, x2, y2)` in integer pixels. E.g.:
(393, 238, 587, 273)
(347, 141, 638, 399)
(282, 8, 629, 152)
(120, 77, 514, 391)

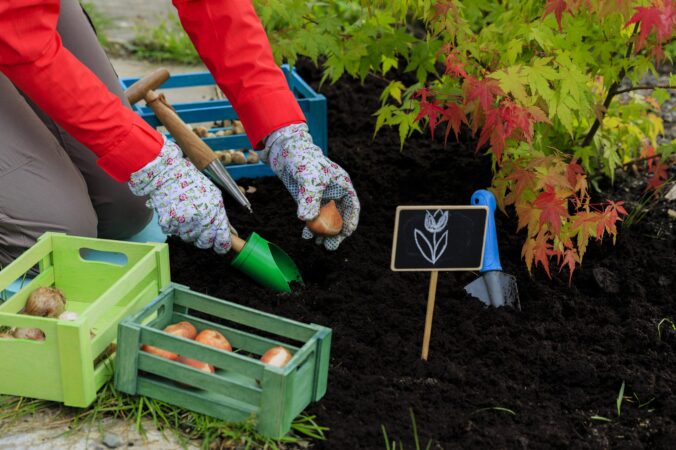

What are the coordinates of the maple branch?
(614, 84, 676, 95)
(621, 153, 662, 167)
(580, 23, 639, 148)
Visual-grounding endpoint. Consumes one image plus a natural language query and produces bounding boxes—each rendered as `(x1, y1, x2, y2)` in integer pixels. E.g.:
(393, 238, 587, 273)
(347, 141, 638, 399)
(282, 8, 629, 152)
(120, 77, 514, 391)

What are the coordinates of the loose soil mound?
(168, 64, 675, 449)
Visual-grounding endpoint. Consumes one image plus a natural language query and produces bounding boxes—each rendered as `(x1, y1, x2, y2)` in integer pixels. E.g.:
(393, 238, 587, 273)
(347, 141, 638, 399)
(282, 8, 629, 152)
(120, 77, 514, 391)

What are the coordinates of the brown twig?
(621, 154, 661, 167)
(580, 23, 639, 148)
(614, 84, 676, 95)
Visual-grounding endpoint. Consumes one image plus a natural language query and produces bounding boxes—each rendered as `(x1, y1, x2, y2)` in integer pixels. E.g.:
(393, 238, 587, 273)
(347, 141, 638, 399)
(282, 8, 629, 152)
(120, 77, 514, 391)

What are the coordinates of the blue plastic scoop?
(464, 190, 520, 308)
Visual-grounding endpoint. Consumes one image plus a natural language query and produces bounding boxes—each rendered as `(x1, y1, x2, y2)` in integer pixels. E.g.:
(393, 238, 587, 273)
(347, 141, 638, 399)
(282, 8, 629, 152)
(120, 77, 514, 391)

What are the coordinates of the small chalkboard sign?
(391, 206, 488, 271)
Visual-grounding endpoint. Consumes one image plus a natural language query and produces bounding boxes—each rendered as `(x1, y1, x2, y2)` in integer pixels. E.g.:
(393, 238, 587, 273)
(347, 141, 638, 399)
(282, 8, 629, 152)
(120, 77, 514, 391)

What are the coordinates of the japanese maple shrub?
(258, 0, 675, 281)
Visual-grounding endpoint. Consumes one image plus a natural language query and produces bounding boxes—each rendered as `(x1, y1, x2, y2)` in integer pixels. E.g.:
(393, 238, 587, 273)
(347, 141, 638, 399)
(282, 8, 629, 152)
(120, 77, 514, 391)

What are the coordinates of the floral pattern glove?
(128, 138, 232, 254)
(260, 123, 360, 250)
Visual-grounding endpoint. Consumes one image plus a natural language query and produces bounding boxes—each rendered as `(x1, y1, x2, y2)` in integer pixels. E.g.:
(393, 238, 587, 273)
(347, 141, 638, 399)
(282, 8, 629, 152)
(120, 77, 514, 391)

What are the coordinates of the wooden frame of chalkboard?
(390, 205, 489, 272)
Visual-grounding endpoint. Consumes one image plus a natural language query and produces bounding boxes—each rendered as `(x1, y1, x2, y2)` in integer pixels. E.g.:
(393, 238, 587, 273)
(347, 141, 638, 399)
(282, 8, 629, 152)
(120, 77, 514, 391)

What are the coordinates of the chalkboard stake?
(421, 270, 439, 361)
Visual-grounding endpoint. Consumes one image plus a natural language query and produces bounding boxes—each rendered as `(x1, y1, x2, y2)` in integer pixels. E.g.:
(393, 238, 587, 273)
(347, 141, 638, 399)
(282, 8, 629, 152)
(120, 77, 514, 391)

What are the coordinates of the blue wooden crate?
(120, 66, 327, 180)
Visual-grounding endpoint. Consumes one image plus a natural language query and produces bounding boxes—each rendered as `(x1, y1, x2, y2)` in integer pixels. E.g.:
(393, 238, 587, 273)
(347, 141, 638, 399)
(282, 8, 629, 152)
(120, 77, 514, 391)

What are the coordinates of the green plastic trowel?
(230, 232, 303, 293)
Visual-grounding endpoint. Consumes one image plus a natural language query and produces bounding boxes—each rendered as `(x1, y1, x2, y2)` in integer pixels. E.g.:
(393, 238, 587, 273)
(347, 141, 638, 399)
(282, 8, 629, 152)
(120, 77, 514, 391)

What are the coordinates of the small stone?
(245, 186, 257, 194)
(665, 184, 676, 201)
(668, 209, 676, 219)
(593, 267, 620, 294)
(657, 275, 671, 287)
(102, 432, 124, 448)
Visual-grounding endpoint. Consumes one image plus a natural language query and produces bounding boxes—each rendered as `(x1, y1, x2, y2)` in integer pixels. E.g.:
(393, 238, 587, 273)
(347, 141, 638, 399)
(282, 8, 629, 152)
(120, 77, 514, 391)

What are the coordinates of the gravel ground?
(87, 0, 173, 42)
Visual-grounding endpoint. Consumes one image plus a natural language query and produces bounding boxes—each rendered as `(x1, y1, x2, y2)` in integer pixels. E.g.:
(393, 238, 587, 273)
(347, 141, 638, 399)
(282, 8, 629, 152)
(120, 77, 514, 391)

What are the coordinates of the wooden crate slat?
(137, 377, 257, 421)
(140, 326, 265, 379)
(138, 353, 261, 406)
(174, 288, 316, 342)
(171, 311, 300, 355)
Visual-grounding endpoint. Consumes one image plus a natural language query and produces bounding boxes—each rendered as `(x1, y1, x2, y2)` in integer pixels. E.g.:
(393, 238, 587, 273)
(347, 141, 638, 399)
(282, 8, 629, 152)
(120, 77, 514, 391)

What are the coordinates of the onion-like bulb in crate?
(25, 287, 66, 318)
(260, 346, 293, 368)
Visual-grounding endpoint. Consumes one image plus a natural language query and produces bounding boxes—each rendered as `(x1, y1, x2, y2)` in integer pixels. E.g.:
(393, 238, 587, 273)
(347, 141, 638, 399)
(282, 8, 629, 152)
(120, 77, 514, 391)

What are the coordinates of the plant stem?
(621, 153, 662, 167)
(613, 84, 675, 95)
(581, 23, 639, 148)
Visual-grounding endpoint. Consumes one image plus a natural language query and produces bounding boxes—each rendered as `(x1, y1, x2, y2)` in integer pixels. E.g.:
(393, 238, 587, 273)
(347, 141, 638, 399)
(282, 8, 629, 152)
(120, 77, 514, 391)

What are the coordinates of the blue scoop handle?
(471, 190, 502, 272)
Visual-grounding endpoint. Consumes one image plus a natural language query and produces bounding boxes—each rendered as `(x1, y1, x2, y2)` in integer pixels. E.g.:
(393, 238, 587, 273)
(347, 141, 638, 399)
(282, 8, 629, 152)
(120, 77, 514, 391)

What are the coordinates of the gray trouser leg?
(0, 74, 98, 267)
(0, 0, 153, 267)
(22, 0, 153, 240)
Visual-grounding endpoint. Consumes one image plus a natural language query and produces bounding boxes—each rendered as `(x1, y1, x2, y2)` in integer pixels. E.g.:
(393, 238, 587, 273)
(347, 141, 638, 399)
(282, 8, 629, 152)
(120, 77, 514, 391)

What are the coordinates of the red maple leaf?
(441, 103, 468, 143)
(415, 97, 445, 139)
(566, 159, 585, 189)
(626, 0, 675, 60)
(463, 76, 504, 115)
(646, 160, 669, 191)
(597, 200, 628, 238)
(444, 51, 468, 79)
(533, 185, 570, 234)
(641, 144, 656, 171)
(476, 100, 546, 164)
(507, 167, 537, 200)
(433, 0, 459, 20)
(543, 0, 572, 31)
(414, 87, 432, 102)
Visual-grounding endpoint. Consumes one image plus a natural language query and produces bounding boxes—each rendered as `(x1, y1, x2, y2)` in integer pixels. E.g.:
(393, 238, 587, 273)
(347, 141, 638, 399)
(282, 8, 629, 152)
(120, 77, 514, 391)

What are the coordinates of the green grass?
(131, 14, 201, 64)
(381, 408, 433, 450)
(81, 2, 112, 49)
(471, 406, 517, 416)
(0, 380, 326, 449)
(623, 176, 675, 229)
(616, 381, 625, 417)
(657, 318, 676, 340)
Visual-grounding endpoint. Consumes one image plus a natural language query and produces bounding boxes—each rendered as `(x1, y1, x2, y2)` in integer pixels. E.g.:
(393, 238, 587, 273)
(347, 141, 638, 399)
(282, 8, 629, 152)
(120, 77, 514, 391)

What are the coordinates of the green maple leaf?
(505, 39, 524, 65)
(523, 58, 559, 108)
(491, 65, 530, 104)
(556, 52, 590, 112)
(380, 80, 405, 104)
(381, 55, 399, 74)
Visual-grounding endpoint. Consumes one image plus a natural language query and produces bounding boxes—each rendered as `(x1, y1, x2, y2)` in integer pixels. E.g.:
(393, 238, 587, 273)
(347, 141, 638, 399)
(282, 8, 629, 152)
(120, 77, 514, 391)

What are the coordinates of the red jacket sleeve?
(173, 0, 306, 149)
(0, 0, 162, 182)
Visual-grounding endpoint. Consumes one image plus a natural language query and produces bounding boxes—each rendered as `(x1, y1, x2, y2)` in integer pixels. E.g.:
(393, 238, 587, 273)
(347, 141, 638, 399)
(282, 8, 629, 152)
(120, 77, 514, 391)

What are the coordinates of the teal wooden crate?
(114, 283, 331, 437)
(0, 232, 170, 407)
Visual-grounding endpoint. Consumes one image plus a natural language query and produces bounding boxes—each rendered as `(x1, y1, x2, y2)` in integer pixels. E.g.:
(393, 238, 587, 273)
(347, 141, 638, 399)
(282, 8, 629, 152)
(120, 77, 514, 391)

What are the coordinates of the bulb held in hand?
(306, 200, 343, 236)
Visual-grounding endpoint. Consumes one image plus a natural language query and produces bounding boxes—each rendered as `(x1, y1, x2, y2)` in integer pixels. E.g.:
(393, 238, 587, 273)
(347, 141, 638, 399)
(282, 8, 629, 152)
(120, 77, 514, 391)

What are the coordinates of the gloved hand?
(261, 123, 360, 250)
(128, 138, 232, 254)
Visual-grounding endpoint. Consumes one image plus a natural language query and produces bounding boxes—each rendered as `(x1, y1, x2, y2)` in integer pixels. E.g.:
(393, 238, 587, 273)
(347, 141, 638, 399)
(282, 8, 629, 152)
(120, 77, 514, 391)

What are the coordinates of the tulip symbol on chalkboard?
(414, 210, 449, 264)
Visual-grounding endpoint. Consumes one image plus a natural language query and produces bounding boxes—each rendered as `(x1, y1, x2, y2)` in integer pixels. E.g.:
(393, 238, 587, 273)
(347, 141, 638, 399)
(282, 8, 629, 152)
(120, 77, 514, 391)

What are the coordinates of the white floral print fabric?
(261, 123, 360, 250)
(128, 138, 232, 254)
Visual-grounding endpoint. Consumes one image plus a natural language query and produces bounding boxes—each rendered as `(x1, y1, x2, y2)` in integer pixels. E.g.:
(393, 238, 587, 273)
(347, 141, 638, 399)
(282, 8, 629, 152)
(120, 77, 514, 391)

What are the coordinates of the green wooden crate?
(114, 283, 331, 438)
(0, 232, 170, 407)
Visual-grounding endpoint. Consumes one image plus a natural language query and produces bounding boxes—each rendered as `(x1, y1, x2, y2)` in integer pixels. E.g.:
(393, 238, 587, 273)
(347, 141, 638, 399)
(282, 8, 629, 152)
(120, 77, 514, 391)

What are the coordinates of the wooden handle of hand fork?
(143, 89, 218, 171)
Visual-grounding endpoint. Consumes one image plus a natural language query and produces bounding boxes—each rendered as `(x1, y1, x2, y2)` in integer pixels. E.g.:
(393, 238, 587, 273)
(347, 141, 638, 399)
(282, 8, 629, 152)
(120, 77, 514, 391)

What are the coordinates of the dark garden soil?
(168, 63, 676, 449)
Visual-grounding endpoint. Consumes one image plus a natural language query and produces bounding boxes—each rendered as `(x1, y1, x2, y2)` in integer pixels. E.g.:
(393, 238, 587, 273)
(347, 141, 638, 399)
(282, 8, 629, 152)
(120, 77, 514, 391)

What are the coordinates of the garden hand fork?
(464, 190, 520, 308)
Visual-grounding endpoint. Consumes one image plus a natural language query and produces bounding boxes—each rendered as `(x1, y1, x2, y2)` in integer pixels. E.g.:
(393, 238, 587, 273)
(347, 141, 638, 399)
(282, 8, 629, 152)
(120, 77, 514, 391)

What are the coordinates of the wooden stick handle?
(125, 68, 170, 105)
(144, 90, 217, 170)
(421, 270, 439, 361)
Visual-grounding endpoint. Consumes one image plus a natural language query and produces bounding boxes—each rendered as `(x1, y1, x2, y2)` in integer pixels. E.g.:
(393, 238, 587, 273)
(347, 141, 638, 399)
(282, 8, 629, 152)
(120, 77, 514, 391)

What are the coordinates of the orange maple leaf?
(559, 247, 580, 285)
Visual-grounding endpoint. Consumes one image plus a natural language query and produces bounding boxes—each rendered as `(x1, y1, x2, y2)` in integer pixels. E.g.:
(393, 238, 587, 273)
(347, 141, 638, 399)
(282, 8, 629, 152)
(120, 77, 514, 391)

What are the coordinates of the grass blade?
(590, 415, 612, 422)
(616, 381, 625, 417)
(472, 406, 517, 416)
